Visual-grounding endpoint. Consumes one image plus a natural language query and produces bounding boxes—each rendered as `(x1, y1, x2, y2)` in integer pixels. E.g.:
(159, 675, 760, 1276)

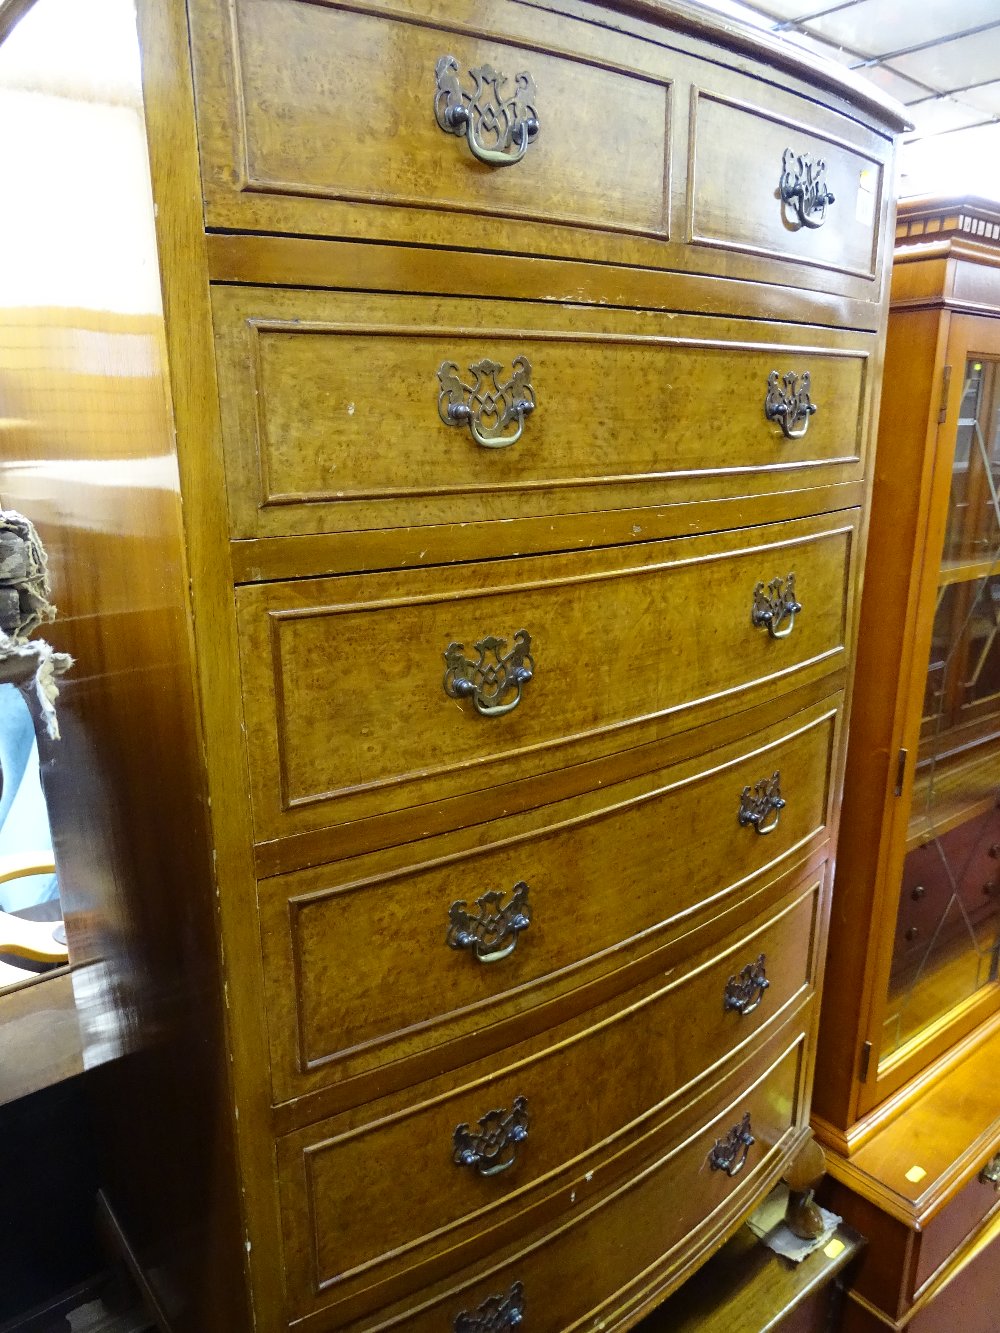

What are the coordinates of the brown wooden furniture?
(813, 197, 1000, 1329)
(0, 0, 904, 1328)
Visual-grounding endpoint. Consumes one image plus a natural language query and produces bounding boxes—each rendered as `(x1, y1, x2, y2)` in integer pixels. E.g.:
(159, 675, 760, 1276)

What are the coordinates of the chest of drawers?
(0, 1, 904, 1329)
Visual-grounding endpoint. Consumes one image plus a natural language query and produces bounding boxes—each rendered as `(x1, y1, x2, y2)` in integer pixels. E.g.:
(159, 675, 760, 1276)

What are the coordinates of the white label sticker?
(856, 167, 876, 227)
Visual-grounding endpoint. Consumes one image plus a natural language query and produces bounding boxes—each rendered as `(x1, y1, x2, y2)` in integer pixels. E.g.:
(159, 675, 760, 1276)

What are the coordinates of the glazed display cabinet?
(814, 196, 1000, 1333)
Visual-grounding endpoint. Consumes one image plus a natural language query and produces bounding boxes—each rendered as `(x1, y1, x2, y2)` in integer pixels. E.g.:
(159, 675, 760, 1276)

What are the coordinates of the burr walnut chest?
(0, 1, 904, 1329)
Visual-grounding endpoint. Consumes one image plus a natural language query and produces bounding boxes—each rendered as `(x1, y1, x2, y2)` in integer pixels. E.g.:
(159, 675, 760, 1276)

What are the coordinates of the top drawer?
(189, 0, 895, 303)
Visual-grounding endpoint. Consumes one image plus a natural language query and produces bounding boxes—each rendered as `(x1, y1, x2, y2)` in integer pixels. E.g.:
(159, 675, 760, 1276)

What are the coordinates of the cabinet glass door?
(882, 357, 1000, 1058)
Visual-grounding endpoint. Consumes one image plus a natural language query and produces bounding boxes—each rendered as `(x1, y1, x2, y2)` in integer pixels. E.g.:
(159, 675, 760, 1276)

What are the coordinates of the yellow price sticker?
(824, 1238, 846, 1260)
(905, 1165, 927, 1184)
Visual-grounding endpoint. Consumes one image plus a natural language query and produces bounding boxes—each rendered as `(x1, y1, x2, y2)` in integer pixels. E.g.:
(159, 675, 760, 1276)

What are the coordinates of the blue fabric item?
(0, 683, 58, 911)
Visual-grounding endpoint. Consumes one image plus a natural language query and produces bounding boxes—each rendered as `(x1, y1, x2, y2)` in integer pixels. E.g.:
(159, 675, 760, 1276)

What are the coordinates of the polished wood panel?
(187, 0, 900, 298)
(212, 285, 871, 540)
(280, 1022, 810, 1327)
(238, 512, 857, 852)
(197, 0, 670, 237)
(280, 886, 817, 1310)
(260, 705, 837, 1102)
(690, 90, 883, 281)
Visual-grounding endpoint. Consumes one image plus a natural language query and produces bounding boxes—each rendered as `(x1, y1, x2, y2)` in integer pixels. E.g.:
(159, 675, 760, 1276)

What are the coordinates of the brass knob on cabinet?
(738, 771, 785, 836)
(453, 1096, 530, 1176)
(443, 630, 534, 716)
(437, 357, 536, 449)
(724, 954, 769, 1015)
(979, 1152, 1000, 1191)
(447, 883, 531, 963)
(778, 147, 835, 228)
(434, 55, 540, 167)
(454, 1282, 525, 1332)
(765, 370, 817, 439)
(708, 1112, 755, 1177)
(751, 572, 801, 639)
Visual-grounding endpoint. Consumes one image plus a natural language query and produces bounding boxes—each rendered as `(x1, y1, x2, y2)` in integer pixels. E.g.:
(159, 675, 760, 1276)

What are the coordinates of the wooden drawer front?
(238, 512, 856, 849)
(690, 91, 883, 282)
(192, 0, 669, 243)
(280, 1025, 809, 1326)
(214, 286, 870, 541)
(913, 1148, 1000, 1299)
(261, 709, 836, 1102)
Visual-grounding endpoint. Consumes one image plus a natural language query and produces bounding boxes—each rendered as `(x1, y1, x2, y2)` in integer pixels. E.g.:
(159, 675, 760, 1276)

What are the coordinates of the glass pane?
(883, 356, 1000, 1059)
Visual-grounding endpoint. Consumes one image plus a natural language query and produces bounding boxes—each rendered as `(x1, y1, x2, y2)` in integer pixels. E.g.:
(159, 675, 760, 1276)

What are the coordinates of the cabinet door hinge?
(894, 747, 909, 796)
(938, 364, 952, 424)
(859, 1040, 873, 1082)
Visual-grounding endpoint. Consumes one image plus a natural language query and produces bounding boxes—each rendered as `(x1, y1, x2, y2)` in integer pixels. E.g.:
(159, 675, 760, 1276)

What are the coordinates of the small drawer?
(280, 1022, 810, 1326)
(191, 0, 670, 253)
(689, 89, 884, 284)
(237, 511, 857, 853)
(260, 703, 838, 1102)
(213, 286, 871, 542)
(913, 1145, 1000, 1299)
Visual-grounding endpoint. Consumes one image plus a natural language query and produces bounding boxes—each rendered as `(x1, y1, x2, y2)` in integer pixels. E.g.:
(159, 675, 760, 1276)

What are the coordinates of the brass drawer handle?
(979, 1152, 1000, 1191)
(444, 630, 534, 717)
(779, 148, 835, 229)
(448, 883, 531, 963)
(454, 1282, 526, 1332)
(739, 771, 785, 836)
(765, 370, 816, 439)
(724, 954, 770, 1015)
(751, 572, 801, 639)
(454, 1096, 530, 1176)
(708, 1112, 755, 1177)
(438, 357, 536, 449)
(434, 55, 539, 167)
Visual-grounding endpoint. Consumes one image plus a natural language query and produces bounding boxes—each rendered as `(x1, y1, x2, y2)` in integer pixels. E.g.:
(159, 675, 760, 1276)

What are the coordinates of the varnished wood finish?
(0, 0, 900, 1328)
(261, 705, 838, 1104)
(188, 0, 899, 304)
(238, 512, 857, 856)
(278, 888, 820, 1320)
(213, 286, 872, 543)
(317, 1023, 812, 1332)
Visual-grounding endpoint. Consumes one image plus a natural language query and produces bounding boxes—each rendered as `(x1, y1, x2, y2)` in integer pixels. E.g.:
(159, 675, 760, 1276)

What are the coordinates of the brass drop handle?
(437, 357, 536, 449)
(708, 1112, 755, 1177)
(979, 1152, 1000, 1191)
(434, 55, 539, 167)
(738, 771, 785, 836)
(724, 954, 769, 1015)
(751, 572, 801, 639)
(454, 1282, 526, 1332)
(765, 370, 817, 439)
(444, 630, 534, 717)
(779, 147, 835, 229)
(448, 883, 531, 963)
(454, 1096, 530, 1176)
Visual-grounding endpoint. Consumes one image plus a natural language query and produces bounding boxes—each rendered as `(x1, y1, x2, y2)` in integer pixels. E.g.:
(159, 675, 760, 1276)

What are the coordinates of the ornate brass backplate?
(979, 1151, 1000, 1191)
(739, 771, 786, 836)
(453, 1282, 526, 1333)
(751, 572, 802, 639)
(448, 883, 531, 963)
(453, 1096, 530, 1176)
(437, 357, 536, 448)
(708, 1112, 755, 1176)
(778, 148, 835, 229)
(443, 630, 534, 716)
(765, 370, 817, 439)
(724, 954, 770, 1015)
(434, 55, 540, 166)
